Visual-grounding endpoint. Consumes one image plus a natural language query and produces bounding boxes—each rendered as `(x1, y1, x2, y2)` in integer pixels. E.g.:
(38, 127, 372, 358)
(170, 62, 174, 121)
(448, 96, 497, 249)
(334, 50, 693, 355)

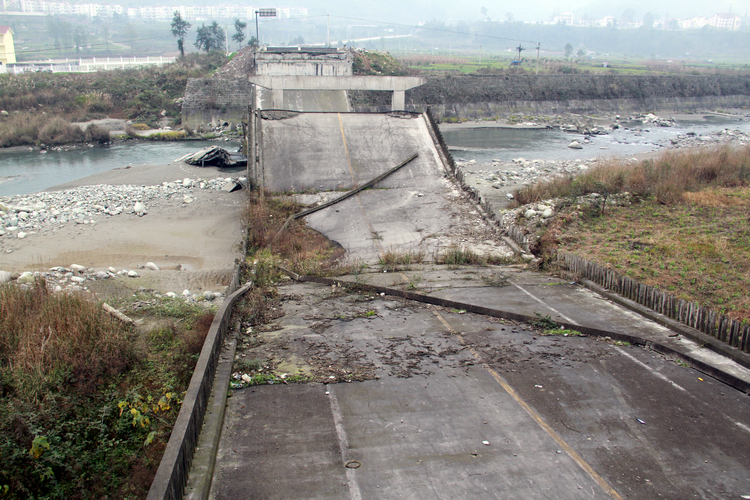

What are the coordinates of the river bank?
(0, 159, 247, 299)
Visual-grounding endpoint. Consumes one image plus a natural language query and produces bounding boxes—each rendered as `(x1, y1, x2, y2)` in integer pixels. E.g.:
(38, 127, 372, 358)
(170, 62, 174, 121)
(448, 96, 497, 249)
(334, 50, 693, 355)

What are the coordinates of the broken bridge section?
(248, 110, 512, 263)
(252, 111, 443, 193)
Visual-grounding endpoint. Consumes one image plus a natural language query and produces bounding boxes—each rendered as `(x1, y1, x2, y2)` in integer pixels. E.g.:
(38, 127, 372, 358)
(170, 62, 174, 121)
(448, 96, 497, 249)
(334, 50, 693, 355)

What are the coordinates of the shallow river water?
(0, 140, 238, 197)
(442, 115, 750, 164)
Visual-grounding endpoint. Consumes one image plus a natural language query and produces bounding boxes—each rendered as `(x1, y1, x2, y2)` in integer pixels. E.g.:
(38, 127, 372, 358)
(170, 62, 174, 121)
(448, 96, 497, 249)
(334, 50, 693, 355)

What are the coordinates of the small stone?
(70, 276, 85, 283)
(165, 292, 177, 298)
(108, 267, 117, 273)
(203, 291, 216, 301)
(127, 270, 139, 278)
(524, 209, 537, 219)
(95, 271, 110, 279)
(70, 264, 86, 272)
(146, 262, 160, 271)
(17, 232, 27, 239)
(568, 141, 583, 149)
(542, 208, 554, 218)
(182, 289, 191, 297)
(183, 195, 195, 204)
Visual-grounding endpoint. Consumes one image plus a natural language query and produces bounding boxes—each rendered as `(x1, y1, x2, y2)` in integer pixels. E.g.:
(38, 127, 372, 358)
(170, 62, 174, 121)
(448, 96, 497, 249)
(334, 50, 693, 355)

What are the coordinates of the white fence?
(10, 56, 177, 74)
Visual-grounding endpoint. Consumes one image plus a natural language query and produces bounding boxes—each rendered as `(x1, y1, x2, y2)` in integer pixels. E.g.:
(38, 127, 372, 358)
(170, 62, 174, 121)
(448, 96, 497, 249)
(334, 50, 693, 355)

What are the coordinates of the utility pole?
(327, 14, 330, 48)
(536, 42, 540, 74)
(479, 44, 482, 65)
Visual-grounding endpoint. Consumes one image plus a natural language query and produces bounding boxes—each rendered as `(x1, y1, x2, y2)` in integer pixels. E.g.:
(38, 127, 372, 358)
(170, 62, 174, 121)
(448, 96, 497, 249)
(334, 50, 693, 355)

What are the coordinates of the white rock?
(133, 202, 147, 216)
(108, 267, 117, 273)
(524, 209, 537, 218)
(183, 178, 193, 188)
(54, 285, 63, 293)
(537, 204, 550, 212)
(183, 195, 195, 204)
(542, 208, 554, 218)
(506, 193, 514, 200)
(17, 232, 27, 239)
(165, 292, 177, 298)
(127, 270, 140, 278)
(146, 262, 160, 271)
(568, 141, 583, 149)
(95, 271, 110, 279)
(0, 271, 11, 283)
(17, 271, 35, 283)
(203, 290, 216, 301)
(182, 289, 191, 297)
(70, 276, 85, 283)
(70, 264, 86, 272)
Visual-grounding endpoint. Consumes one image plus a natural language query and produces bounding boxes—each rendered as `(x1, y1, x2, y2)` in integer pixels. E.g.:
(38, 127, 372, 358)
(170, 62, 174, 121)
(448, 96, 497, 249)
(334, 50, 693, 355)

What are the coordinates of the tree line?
(170, 11, 257, 57)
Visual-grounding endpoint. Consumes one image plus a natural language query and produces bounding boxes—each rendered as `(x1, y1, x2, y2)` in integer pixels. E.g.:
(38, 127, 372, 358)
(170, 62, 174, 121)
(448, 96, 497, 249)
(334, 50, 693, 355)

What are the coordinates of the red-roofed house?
(0, 26, 16, 66)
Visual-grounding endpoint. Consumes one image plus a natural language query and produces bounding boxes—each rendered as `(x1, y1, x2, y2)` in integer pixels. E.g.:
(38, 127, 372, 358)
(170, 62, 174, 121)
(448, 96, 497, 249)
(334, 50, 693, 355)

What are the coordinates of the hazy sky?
(304, 0, 741, 24)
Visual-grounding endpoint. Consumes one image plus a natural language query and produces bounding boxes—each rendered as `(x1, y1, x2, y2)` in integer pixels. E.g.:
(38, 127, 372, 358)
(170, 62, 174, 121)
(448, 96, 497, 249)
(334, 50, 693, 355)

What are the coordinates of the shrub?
(85, 123, 110, 143)
(38, 117, 85, 145)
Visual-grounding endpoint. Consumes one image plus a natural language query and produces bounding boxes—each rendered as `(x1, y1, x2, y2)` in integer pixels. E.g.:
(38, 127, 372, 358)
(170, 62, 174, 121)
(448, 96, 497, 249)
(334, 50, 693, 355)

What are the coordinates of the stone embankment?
(399, 74, 750, 120)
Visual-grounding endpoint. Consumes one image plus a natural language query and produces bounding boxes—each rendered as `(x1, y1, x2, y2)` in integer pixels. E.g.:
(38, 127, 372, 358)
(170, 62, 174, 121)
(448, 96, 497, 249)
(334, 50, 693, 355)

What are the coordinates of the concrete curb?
(146, 282, 252, 500)
(285, 270, 750, 396)
(184, 332, 239, 499)
(579, 278, 750, 371)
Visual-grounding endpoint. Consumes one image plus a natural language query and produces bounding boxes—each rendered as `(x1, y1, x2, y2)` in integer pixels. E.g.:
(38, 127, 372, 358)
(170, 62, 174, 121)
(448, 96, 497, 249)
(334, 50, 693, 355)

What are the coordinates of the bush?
(85, 123, 110, 143)
(38, 117, 85, 145)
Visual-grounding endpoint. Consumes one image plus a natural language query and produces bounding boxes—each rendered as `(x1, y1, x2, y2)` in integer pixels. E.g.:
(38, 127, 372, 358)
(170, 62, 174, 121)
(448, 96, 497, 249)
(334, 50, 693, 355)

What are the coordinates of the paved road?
(209, 280, 750, 499)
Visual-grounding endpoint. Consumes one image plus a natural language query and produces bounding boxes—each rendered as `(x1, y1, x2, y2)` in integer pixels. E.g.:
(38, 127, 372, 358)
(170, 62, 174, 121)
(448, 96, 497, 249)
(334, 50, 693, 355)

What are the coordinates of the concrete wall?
(256, 52, 352, 77)
(181, 78, 253, 130)
(352, 74, 750, 119)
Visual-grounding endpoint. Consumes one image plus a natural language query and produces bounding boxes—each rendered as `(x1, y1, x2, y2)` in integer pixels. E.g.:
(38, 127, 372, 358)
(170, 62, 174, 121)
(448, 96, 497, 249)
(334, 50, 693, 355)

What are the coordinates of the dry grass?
(512, 145, 750, 206)
(378, 248, 425, 271)
(0, 280, 135, 401)
(435, 245, 512, 267)
(242, 192, 344, 278)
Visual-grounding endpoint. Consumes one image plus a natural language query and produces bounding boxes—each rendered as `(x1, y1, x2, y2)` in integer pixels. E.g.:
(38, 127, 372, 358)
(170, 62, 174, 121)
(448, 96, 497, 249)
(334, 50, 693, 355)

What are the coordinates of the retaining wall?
(181, 78, 253, 130)
(361, 74, 750, 119)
